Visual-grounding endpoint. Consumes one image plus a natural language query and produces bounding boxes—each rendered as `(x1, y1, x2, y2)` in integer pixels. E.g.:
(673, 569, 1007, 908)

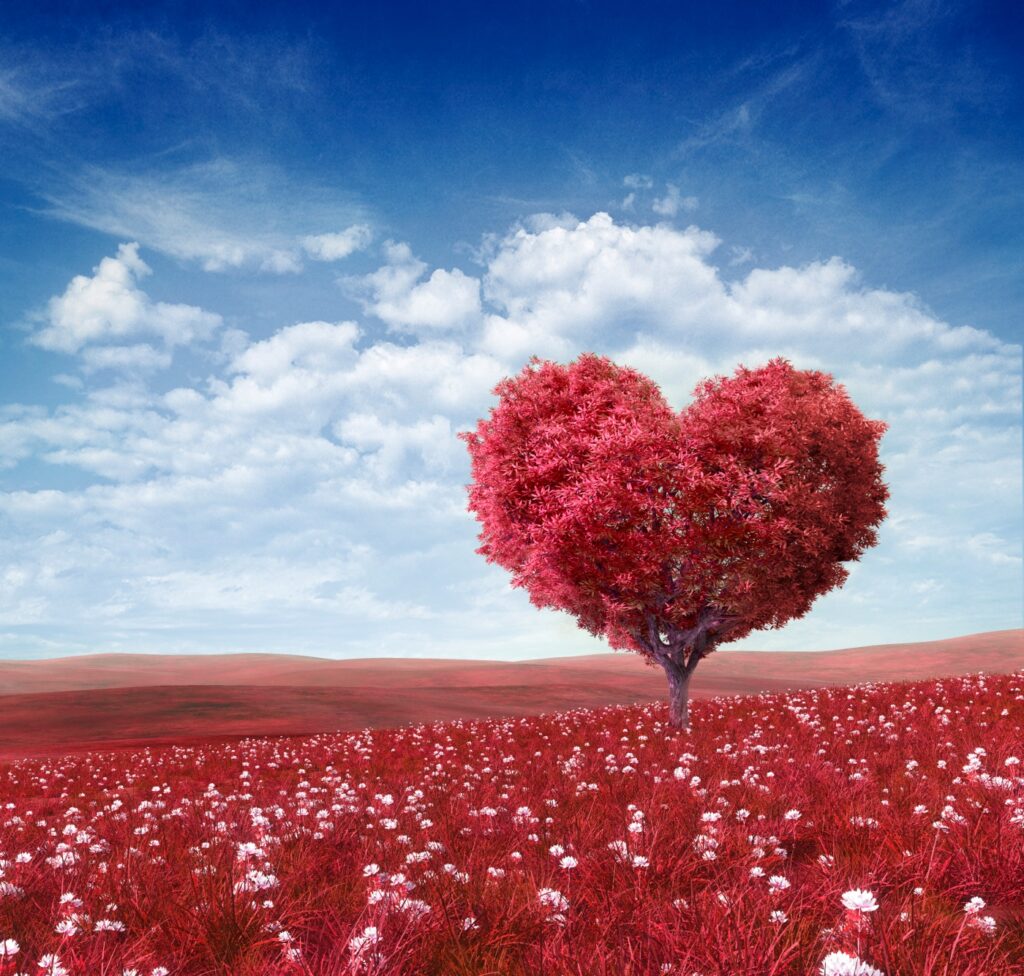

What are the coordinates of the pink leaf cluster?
(459, 354, 889, 672)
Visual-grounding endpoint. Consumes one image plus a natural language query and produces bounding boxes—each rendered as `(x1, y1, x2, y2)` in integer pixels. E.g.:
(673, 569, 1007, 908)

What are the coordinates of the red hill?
(0, 629, 1019, 759)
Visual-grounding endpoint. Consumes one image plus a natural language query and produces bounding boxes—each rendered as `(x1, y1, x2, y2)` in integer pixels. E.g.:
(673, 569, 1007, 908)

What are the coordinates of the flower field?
(1, 671, 1022, 976)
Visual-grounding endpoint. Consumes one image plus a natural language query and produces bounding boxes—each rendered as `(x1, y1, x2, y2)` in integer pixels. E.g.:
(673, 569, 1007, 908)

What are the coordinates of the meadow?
(1, 670, 1022, 975)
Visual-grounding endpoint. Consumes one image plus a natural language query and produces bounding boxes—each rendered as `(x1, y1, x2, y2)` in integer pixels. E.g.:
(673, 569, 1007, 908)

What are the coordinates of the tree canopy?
(460, 354, 889, 725)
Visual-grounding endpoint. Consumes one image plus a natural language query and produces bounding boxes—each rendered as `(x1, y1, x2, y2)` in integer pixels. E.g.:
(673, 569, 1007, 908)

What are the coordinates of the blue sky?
(0, 1, 1020, 660)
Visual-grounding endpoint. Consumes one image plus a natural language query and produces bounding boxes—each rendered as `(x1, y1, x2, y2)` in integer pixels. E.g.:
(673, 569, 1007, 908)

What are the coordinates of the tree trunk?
(663, 661, 691, 729)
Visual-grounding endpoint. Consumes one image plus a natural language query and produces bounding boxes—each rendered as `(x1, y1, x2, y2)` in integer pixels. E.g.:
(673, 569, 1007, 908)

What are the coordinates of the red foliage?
(459, 355, 889, 723)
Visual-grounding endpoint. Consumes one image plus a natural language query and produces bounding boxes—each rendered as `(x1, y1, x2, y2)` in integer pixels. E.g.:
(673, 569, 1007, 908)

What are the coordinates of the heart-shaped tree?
(459, 354, 889, 727)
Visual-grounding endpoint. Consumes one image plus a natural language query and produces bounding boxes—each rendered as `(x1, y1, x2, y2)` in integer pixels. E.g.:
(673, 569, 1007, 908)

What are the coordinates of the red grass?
(1, 670, 1022, 975)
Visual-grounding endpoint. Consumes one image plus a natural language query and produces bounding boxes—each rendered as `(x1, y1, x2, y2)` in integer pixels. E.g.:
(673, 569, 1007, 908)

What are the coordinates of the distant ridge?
(0, 630, 1020, 759)
(0, 630, 1020, 696)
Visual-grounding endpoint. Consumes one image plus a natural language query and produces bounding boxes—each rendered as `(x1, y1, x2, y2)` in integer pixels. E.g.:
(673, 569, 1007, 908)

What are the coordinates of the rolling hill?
(0, 629, 1019, 759)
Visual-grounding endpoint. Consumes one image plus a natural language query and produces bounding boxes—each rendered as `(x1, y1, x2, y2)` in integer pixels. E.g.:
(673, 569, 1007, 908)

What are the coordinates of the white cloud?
(623, 173, 653, 189)
(42, 159, 370, 273)
(136, 556, 433, 619)
(651, 183, 699, 217)
(303, 225, 373, 261)
(347, 242, 482, 333)
(80, 344, 173, 374)
(729, 245, 754, 266)
(32, 243, 221, 355)
(333, 413, 460, 482)
(476, 213, 724, 361)
(230, 320, 362, 384)
(0, 211, 1019, 657)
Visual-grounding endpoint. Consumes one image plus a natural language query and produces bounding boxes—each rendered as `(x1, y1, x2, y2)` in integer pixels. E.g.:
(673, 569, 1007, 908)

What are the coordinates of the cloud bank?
(1, 212, 1019, 659)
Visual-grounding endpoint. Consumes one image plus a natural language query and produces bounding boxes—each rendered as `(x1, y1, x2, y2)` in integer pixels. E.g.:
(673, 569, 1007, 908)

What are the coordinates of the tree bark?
(638, 605, 728, 729)
(663, 659, 691, 729)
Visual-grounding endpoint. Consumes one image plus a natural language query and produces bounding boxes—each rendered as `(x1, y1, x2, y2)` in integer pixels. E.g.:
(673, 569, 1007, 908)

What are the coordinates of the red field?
(0, 670, 1021, 975)
(0, 630, 1019, 759)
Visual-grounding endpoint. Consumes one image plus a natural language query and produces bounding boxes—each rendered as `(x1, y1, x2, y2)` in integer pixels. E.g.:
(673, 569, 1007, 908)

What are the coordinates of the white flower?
(559, 856, 578, 870)
(820, 951, 885, 976)
(969, 915, 997, 935)
(841, 889, 879, 913)
(783, 809, 802, 821)
(233, 869, 279, 893)
(767, 875, 791, 894)
(607, 840, 629, 862)
(37, 955, 70, 976)
(964, 896, 986, 915)
(0, 938, 19, 957)
(537, 887, 569, 914)
(770, 910, 788, 924)
(461, 916, 479, 931)
(692, 834, 718, 853)
(348, 925, 380, 958)
(94, 918, 126, 932)
(632, 855, 649, 869)
(548, 844, 565, 857)
(397, 897, 431, 920)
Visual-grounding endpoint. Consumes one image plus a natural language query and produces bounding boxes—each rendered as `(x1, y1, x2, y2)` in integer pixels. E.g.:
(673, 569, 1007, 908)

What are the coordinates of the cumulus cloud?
(347, 242, 482, 333)
(79, 344, 173, 375)
(333, 413, 460, 482)
(32, 243, 221, 355)
(476, 213, 724, 361)
(0, 211, 1019, 657)
(230, 320, 362, 384)
(651, 183, 699, 217)
(302, 225, 373, 261)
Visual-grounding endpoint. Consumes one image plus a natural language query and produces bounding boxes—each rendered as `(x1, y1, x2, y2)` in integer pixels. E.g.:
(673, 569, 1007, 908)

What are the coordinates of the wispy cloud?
(674, 61, 808, 158)
(837, 0, 1003, 121)
(0, 61, 84, 128)
(40, 158, 371, 273)
(0, 29, 319, 131)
